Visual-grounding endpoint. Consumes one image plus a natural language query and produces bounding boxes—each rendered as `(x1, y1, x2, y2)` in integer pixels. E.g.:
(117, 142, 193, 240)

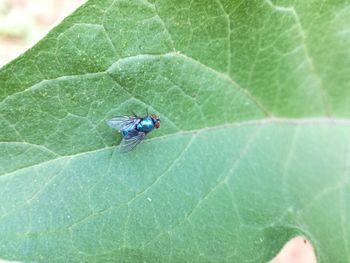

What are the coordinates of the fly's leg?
(131, 111, 138, 118)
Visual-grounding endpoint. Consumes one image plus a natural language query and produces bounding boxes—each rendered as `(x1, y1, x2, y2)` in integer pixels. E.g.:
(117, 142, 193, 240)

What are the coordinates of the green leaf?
(0, 0, 349, 262)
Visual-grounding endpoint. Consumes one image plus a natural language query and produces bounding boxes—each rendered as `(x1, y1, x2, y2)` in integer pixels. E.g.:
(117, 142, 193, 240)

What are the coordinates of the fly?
(107, 113, 161, 152)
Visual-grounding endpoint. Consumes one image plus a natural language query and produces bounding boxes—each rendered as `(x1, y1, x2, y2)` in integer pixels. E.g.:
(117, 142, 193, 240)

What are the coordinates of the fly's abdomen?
(121, 123, 137, 139)
(121, 129, 129, 137)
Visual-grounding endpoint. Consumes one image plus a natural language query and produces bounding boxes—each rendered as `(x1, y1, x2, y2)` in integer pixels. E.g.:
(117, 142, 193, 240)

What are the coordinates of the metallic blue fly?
(107, 113, 161, 152)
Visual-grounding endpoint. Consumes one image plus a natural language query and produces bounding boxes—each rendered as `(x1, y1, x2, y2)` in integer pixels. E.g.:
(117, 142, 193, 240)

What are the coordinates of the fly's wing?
(119, 130, 146, 153)
(107, 116, 138, 131)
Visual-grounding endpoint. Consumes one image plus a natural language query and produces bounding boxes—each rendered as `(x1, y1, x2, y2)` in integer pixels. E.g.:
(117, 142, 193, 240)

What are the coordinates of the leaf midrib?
(2, 117, 350, 178)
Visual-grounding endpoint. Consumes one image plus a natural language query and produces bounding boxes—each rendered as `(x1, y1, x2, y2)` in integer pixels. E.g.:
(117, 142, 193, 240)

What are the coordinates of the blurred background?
(0, 1, 317, 262)
(0, 0, 86, 67)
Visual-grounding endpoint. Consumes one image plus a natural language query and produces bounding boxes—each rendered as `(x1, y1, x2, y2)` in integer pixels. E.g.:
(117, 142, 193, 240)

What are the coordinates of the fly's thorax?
(137, 116, 155, 133)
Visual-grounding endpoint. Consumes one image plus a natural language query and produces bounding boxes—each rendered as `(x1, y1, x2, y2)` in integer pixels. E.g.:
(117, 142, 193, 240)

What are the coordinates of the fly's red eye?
(155, 122, 160, 128)
(151, 114, 157, 119)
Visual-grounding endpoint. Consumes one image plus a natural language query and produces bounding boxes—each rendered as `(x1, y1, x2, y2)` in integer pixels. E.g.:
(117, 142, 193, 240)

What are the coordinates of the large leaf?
(1, 0, 350, 262)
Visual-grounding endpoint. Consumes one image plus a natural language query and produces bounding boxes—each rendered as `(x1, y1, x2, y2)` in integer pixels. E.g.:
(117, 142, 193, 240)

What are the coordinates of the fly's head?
(151, 114, 161, 128)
